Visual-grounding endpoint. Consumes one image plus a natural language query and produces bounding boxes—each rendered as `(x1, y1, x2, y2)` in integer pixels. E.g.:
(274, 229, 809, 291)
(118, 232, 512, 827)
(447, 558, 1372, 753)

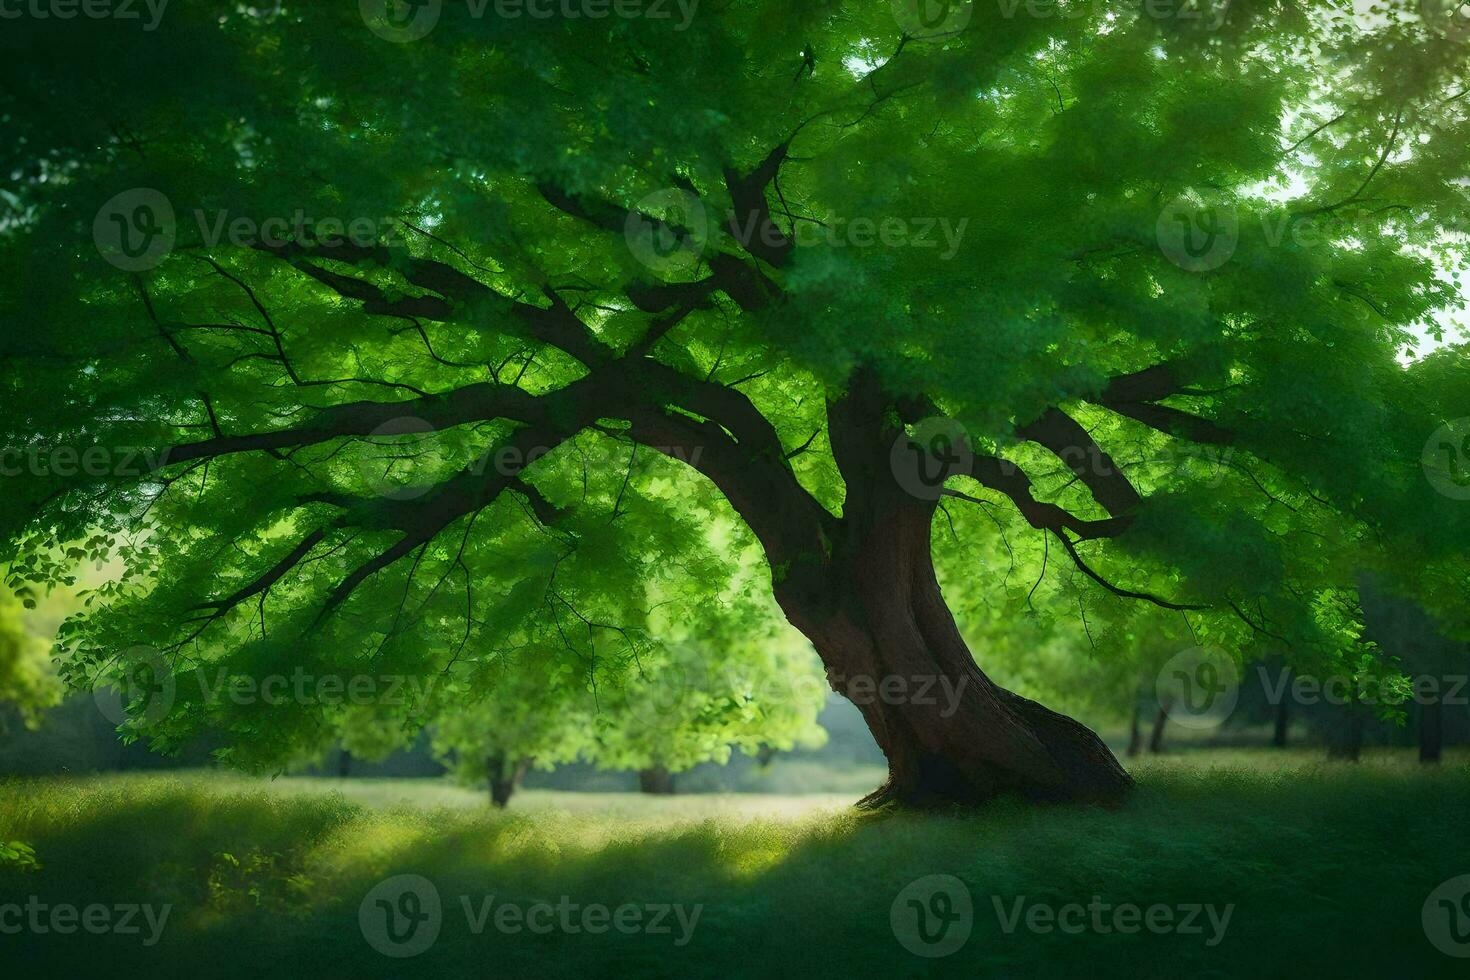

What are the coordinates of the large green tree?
(3, 1, 1469, 806)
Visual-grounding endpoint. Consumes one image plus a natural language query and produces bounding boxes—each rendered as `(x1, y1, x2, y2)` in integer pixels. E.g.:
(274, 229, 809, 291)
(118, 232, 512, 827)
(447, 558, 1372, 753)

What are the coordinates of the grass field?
(3, 752, 1470, 978)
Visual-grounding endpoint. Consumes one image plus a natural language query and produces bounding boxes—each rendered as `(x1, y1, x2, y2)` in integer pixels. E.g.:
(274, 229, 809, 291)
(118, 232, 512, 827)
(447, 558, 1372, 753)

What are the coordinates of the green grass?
(3, 755, 1469, 978)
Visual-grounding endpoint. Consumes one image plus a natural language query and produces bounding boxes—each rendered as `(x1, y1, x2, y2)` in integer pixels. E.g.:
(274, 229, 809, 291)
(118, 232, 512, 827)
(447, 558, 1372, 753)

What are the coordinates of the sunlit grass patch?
(3, 763, 1470, 978)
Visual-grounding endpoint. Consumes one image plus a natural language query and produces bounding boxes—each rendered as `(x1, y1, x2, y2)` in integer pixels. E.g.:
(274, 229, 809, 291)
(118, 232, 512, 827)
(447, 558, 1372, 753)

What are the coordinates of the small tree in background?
(0, 587, 60, 732)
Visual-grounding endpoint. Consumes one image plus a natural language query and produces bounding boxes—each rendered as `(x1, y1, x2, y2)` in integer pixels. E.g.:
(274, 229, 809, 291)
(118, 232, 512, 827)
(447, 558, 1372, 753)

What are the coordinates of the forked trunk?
(1148, 702, 1170, 755)
(488, 754, 532, 808)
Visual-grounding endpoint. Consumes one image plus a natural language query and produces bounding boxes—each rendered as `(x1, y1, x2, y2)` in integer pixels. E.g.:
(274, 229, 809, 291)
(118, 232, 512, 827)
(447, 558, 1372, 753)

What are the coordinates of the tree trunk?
(756, 744, 778, 766)
(1272, 678, 1291, 748)
(1126, 698, 1143, 758)
(1325, 706, 1364, 761)
(1420, 698, 1443, 764)
(761, 382, 1134, 809)
(488, 754, 531, 808)
(337, 748, 352, 778)
(1148, 702, 1170, 755)
(638, 765, 675, 794)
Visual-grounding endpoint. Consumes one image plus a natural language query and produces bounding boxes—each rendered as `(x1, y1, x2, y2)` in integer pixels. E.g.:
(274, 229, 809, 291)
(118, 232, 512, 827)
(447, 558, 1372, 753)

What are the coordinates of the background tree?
(430, 656, 597, 808)
(431, 578, 827, 805)
(0, 587, 59, 732)
(3, 2, 1470, 807)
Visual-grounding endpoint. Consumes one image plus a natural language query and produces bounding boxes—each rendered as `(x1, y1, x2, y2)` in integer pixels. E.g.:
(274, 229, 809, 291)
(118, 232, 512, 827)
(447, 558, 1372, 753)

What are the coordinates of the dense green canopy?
(1, 1, 1467, 773)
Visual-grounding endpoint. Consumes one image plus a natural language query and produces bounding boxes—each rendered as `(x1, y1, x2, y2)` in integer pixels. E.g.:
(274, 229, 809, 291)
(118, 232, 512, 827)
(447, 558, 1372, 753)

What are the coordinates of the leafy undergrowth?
(2, 762, 1469, 979)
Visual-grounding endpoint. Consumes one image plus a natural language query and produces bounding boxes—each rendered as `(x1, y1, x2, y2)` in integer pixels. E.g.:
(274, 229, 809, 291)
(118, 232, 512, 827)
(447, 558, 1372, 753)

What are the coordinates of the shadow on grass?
(3, 764, 1470, 978)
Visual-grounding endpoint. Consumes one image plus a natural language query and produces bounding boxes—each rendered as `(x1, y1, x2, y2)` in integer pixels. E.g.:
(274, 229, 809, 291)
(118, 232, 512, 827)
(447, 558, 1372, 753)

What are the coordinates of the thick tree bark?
(1148, 702, 1170, 755)
(638, 765, 675, 795)
(1126, 698, 1143, 758)
(1420, 698, 1443, 764)
(761, 376, 1134, 808)
(488, 754, 532, 808)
